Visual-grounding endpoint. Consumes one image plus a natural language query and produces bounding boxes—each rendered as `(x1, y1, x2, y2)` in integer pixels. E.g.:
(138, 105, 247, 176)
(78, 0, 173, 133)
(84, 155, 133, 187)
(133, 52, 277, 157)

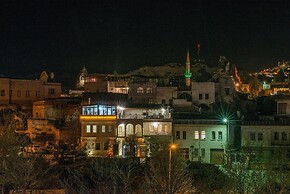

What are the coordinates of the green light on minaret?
(184, 70, 192, 78)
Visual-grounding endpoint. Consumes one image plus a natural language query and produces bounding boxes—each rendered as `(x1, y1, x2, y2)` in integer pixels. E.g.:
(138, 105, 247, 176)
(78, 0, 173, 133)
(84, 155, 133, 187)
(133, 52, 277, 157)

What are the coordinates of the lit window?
(86, 125, 91, 133)
(194, 131, 199, 139)
(92, 125, 97, 133)
(201, 131, 206, 140)
(126, 124, 134, 136)
(108, 126, 113, 133)
(218, 131, 222, 140)
(135, 124, 142, 137)
(118, 125, 125, 137)
(146, 87, 153, 93)
(164, 124, 168, 134)
(157, 124, 162, 134)
(102, 125, 106, 133)
(212, 131, 216, 140)
(137, 87, 144, 94)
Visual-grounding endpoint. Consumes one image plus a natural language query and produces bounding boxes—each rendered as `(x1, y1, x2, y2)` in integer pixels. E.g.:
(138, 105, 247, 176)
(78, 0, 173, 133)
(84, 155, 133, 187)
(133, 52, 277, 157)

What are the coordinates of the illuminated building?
(0, 72, 61, 109)
(80, 104, 117, 157)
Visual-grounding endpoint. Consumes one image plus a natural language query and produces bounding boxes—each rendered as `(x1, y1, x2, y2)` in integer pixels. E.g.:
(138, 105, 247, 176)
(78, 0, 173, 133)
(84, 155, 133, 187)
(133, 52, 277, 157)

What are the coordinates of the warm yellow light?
(80, 115, 116, 121)
(170, 144, 176, 149)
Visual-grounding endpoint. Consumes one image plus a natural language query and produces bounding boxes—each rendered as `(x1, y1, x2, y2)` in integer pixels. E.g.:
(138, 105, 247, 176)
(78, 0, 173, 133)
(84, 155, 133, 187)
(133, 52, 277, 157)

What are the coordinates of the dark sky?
(0, 0, 289, 82)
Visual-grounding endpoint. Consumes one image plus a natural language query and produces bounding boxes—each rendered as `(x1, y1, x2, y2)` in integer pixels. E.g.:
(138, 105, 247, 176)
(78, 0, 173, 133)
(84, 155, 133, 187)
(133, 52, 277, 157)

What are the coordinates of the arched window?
(126, 124, 134, 136)
(135, 124, 143, 137)
(146, 87, 153, 94)
(118, 124, 125, 137)
(137, 87, 144, 94)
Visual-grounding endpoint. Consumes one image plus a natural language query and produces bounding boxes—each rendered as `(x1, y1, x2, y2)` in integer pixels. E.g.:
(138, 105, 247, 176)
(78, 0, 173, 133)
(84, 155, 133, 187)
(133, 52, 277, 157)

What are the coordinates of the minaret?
(197, 42, 201, 61)
(184, 50, 192, 87)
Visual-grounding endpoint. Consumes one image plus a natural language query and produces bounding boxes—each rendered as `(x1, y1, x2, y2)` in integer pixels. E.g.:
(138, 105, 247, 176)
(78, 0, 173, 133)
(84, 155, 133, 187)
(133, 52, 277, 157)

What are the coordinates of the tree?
(0, 108, 54, 194)
(143, 143, 195, 193)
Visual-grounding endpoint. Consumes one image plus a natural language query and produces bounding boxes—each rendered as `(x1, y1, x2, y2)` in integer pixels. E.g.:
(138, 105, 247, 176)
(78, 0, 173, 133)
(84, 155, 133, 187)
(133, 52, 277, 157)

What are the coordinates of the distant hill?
(129, 63, 217, 80)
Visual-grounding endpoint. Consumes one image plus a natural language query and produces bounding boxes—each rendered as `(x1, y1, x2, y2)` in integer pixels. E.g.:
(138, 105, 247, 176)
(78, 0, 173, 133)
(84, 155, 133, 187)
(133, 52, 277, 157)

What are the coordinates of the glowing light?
(170, 144, 176, 149)
(223, 118, 228, 123)
(80, 115, 116, 120)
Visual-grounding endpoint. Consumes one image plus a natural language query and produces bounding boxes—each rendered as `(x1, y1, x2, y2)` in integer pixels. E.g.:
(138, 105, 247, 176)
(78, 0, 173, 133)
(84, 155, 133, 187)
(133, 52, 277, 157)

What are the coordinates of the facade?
(0, 77, 61, 108)
(27, 97, 81, 150)
(128, 82, 157, 104)
(216, 76, 236, 103)
(80, 104, 117, 157)
(156, 86, 177, 105)
(173, 120, 227, 165)
(117, 106, 172, 158)
(83, 73, 130, 94)
(241, 121, 290, 165)
(191, 82, 215, 107)
(277, 98, 290, 115)
(80, 103, 173, 158)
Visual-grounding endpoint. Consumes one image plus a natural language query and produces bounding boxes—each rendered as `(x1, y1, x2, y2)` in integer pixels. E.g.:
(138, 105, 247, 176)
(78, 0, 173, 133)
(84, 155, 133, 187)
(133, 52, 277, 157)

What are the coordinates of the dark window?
(201, 148, 205, 157)
(258, 133, 263, 141)
(218, 131, 222, 140)
(176, 131, 180, 139)
(25, 91, 30, 97)
(212, 131, 216, 140)
(17, 90, 21, 97)
(278, 103, 287, 114)
(199, 94, 203, 100)
(225, 87, 230, 95)
(250, 132, 256, 141)
(194, 148, 199, 157)
(282, 132, 287, 141)
(0, 90, 5, 96)
(95, 143, 101, 150)
(182, 131, 186, 139)
(36, 91, 40, 97)
(104, 143, 109, 150)
(205, 93, 209, 99)
(274, 132, 279, 140)
(48, 88, 55, 95)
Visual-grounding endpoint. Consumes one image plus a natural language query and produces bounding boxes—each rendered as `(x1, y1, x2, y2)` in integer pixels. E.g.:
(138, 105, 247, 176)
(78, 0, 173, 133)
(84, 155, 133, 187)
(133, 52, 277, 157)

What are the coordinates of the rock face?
(129, 63, 217, 80)
(129, 63, 185, 77)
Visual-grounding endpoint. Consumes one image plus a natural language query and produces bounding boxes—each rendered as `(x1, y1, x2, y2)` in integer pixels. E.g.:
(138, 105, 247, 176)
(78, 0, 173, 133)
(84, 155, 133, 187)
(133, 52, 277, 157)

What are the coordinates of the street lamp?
(223, 118, 230, 145)
(169, 144, 176, 193)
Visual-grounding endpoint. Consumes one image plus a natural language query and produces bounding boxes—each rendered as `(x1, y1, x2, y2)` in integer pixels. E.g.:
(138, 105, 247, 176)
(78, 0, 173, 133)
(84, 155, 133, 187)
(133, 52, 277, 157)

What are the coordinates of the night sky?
(0, 0, 289, 83)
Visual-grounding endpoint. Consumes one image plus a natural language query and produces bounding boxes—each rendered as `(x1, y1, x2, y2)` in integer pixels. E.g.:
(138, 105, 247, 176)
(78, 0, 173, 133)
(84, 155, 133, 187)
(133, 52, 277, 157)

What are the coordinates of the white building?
(173, 120, 228, 165)
(191, 82, 216, 107)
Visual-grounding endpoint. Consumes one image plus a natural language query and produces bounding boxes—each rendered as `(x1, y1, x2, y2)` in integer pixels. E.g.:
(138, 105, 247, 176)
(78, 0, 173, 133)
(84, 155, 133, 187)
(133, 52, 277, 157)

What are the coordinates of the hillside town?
(1, 50, 290, 193)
